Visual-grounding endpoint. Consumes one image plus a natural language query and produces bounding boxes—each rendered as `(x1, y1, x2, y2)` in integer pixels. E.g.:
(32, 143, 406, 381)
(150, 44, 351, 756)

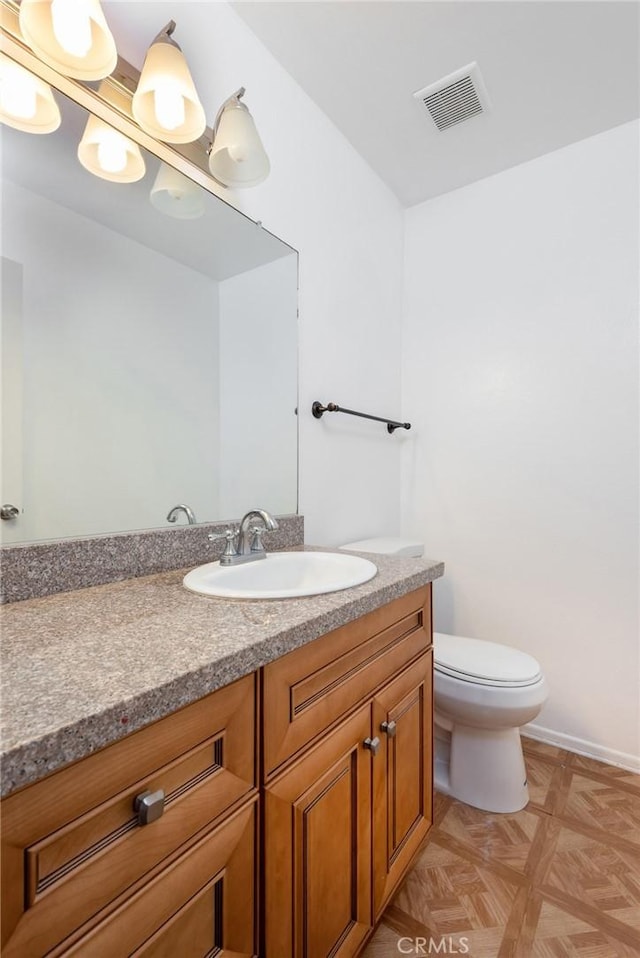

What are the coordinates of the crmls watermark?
(396, 937, 470, 955)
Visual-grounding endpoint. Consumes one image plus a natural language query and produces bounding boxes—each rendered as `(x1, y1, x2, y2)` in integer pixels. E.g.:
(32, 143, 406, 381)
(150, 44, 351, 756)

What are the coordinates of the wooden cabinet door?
(264, 705, 373, 958)
(372, 652, 433, 918)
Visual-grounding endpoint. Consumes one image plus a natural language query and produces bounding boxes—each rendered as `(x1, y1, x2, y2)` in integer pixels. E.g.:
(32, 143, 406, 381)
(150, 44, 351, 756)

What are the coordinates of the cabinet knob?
(363, 736, 381, 757)
(134, 789, 165, 826)
(381, 720, 397, 738)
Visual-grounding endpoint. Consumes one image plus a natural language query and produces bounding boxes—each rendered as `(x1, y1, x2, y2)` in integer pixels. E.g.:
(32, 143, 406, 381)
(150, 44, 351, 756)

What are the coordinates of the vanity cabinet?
(1, 584, 433, 958)
(0, 673, 257, 958)
(262, 586, 433, 957)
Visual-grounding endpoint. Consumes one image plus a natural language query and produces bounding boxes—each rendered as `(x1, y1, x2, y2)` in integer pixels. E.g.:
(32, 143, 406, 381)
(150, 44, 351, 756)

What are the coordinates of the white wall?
(402, 121, 640, 766)
(106, 1, 406, 546)
(218, 255, 298, 519)
(0, 258, 24, 535)
(1, 183, 220, 541)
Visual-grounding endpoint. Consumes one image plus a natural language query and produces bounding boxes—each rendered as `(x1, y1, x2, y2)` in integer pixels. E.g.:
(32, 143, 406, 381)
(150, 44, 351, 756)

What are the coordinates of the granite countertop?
(0, 549, 444, 798)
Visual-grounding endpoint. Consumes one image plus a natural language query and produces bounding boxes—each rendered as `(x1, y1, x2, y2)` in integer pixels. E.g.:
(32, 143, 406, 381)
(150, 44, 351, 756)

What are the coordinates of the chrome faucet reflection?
(208, 508, 279, 566)
(167, 504, 197, 525)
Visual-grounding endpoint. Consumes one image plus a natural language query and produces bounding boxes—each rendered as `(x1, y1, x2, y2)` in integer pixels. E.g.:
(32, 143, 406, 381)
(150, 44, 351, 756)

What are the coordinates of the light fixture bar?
(1, 3, 212, 155)
(1, 2, 269, 194)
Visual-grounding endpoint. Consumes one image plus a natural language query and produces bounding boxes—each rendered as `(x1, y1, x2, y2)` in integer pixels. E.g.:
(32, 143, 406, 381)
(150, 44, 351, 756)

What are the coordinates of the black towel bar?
(312, 401, 411, 435)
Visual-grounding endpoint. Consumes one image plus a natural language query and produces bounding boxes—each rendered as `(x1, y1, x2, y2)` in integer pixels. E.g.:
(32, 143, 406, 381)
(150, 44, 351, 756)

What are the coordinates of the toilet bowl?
(339, 537, 548, 813)
(434, 632, 547, 812)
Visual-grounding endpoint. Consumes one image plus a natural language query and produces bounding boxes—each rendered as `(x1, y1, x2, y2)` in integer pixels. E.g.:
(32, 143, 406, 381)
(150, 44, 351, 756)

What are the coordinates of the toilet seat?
(434, 632, 543, 688)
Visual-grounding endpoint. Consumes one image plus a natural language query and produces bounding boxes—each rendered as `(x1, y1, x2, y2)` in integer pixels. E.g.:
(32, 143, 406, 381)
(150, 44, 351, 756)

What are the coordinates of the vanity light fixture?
(150, 162, 204, 219)
(18, 0, 117, 81)
(132, 21, 206, 145)
(77, 113, 145, 183)
(0, 52, 61, 133)
(208, 87, 270, 188)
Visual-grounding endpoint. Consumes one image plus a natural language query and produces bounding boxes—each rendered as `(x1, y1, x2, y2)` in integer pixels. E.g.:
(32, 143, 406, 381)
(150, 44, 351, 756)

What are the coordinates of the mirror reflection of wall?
(0, 83, 298, 545)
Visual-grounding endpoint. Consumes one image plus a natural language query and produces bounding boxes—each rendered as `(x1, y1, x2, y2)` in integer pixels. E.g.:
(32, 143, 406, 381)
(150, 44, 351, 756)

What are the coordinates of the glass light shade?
(19, 0, 117, 81)
(132, 40, 206, 144)
(77, 114, 145, 183)
(0, 54, 61, 134)
(150, 163, 204, 219)
(208, 100, 270, 188)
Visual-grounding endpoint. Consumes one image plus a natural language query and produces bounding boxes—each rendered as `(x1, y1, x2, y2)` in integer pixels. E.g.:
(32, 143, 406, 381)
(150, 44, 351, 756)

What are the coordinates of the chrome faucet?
(237, 508, 279, 555)
(208, 508, 278, 565)
(167, 504, 197, 525)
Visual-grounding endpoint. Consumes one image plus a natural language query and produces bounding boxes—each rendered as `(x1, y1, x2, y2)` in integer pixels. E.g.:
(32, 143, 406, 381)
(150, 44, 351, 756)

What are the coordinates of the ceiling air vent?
(413, 62, 490, 132)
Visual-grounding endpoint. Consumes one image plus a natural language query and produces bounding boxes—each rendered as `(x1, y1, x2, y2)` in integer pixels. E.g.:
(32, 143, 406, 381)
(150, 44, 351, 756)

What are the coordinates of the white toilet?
(433, 632, 547, 812)
(340, 537, 548, 814)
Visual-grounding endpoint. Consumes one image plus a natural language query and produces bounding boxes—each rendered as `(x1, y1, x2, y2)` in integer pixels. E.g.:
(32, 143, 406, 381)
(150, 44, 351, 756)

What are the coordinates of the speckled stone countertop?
(0, 549, 444, 798)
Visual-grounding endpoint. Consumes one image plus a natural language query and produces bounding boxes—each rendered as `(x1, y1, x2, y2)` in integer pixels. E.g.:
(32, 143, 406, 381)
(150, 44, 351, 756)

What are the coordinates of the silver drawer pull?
(381, 720, 397, 738)
(363, 736, 381, 757)
(134, 789, 165, 826)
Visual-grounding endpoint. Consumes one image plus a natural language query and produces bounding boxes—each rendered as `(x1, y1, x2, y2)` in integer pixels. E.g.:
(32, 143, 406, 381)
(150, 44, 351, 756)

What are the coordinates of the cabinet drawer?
(58, 795, 258, 958)
(263, 586, 431, 778)
(1, 673, 255, 957)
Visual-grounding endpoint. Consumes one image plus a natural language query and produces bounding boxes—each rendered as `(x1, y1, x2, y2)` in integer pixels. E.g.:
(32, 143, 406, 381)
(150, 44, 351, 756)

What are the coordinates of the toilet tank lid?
(339, 537, 424, 558)
(434, 632, 543, 685)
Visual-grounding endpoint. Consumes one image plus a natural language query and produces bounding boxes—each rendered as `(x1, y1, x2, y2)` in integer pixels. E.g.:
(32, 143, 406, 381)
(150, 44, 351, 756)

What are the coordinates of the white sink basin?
(183, 551, 377, 599)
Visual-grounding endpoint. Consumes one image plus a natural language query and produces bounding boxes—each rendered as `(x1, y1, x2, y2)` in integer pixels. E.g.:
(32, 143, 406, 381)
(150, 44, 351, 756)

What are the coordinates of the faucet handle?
(208, 528, 239, 558)
(250, 525, 273, 552)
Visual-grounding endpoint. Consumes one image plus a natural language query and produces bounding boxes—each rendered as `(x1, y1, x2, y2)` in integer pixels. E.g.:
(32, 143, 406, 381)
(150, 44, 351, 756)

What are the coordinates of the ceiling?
(233, 1, 640, 207)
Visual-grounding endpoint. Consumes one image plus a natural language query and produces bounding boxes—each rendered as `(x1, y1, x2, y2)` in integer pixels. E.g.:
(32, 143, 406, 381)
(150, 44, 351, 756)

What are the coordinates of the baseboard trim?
(523, 722, 640, 774)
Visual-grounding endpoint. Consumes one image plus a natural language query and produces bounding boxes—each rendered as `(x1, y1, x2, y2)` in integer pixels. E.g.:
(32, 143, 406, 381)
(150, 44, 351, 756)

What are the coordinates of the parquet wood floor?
(363, 739, 640, 958)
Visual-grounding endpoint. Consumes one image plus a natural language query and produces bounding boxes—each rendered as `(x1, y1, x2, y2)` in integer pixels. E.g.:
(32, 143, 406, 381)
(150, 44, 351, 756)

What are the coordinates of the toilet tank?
(339, 536, 424, 558)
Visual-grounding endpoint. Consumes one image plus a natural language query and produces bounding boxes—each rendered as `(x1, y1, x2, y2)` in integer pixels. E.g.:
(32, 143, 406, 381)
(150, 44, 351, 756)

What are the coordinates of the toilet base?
(434, 729, 451, 795)
(436, 723, 530, 813)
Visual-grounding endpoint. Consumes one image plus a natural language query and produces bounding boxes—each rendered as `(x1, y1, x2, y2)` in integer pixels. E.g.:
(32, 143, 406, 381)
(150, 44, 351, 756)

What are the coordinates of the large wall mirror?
(0, 44, 299, 545)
